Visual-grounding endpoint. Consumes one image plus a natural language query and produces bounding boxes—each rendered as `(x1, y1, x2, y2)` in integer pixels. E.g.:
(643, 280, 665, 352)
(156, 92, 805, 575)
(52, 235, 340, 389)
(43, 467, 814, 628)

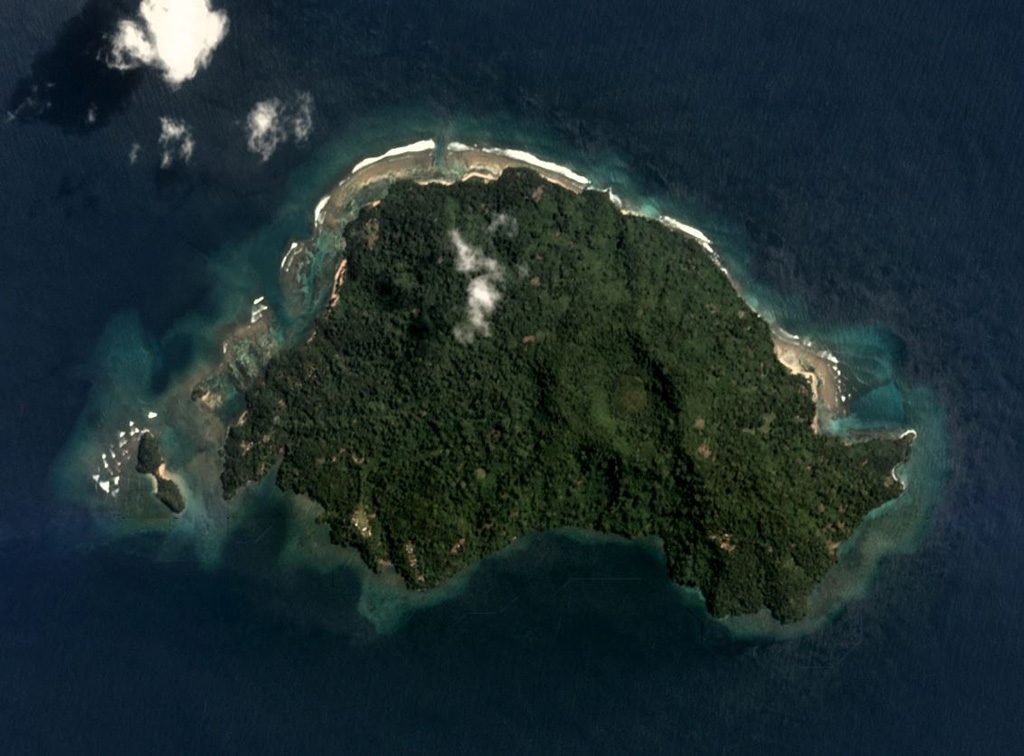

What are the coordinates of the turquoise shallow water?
(3, 0, 1020, 750)
(50, 115, 948, 639)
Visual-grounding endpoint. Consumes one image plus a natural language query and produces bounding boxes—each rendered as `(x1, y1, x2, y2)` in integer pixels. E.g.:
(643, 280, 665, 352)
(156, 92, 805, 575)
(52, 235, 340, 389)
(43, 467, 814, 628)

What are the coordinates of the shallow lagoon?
(52, 125, 948, 639)
(4, 0, 1018, 745)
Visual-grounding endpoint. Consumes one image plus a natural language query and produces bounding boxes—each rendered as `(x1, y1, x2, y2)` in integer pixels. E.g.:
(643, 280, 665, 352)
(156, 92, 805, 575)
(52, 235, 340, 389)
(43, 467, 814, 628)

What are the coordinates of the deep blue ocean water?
(2, 0, 1023, 752)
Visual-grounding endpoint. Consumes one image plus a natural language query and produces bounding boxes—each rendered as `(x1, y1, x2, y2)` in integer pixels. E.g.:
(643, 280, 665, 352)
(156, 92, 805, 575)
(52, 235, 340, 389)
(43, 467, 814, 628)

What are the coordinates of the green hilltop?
(221, 169, 909, 622)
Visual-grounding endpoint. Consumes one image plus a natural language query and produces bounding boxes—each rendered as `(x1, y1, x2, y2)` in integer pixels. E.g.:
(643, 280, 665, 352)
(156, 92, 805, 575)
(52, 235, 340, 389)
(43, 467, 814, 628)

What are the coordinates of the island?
(220, 167, 911, 622)
(136, 432, 186, 514)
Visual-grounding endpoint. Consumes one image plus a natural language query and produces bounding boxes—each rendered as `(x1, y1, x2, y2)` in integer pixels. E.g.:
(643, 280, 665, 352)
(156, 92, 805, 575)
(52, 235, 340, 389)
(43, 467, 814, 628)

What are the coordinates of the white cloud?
(107, 0, 229, 86)
(292, 91, 314, 141)
(158, 117, 194, 168)
(246, 99, 284, 161)
(487, 212, 518, 237)
(245, 92, 315, 161)
(450, 231, 503, 344)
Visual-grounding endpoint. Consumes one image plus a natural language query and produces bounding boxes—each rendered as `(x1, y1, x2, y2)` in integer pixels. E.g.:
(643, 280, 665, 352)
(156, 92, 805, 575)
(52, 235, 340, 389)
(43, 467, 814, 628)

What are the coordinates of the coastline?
(256, 146, 918, 632)
(63, 135, 933, 640)
(290, 139, 848, 434)
(772, 332, 844, 433)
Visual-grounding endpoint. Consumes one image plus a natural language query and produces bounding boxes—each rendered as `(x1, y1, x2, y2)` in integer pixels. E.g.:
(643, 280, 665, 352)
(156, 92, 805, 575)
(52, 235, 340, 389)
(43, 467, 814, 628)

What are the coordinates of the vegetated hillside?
(222, 169, 909, 622)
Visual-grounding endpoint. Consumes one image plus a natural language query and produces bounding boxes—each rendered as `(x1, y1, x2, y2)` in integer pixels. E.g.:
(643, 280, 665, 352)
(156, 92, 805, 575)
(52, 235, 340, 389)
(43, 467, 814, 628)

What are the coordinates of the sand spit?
(448, 142, 591, 186)
(771, 333, 844, 433)
(312, 148, 437, 232)
(350, 139, 436, 174)
(448, 143, 590, 192)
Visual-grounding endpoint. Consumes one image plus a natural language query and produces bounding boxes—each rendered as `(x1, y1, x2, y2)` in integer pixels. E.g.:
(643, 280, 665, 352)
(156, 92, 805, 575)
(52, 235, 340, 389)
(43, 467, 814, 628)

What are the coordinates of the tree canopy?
(222, 169, 909, 622)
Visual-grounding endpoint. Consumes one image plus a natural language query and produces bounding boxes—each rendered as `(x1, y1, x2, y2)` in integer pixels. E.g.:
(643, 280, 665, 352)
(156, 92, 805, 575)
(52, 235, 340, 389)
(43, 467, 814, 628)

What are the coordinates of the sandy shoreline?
(309, 141, 592, 233)
(289, 140, 845, 432)
(771, 334, 844, 432)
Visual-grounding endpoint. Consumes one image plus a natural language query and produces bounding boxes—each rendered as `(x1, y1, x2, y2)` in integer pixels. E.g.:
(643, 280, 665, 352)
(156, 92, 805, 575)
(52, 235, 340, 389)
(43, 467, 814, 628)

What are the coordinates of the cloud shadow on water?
(6, 0, 145, 132)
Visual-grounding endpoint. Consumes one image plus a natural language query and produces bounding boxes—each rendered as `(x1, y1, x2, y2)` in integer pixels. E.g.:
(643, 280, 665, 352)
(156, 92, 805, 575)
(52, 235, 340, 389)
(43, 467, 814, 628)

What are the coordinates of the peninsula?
(220, 160, 911, 622)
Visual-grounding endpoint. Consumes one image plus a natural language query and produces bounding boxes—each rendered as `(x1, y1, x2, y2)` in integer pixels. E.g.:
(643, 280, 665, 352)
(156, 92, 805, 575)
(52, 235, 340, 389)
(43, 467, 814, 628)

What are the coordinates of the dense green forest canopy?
(136, 432, 185, 514)
(222, 169, 910, 622)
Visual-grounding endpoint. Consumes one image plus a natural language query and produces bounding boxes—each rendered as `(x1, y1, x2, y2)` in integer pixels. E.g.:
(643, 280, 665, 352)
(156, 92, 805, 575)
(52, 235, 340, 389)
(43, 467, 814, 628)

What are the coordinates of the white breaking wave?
(245, 92, 315, 161)
(251, 295, 269, 324)
(448, 143, 590, 186)
(657, 215, 713, 251)
(604, 188, 623, 208)
(450, 231, 503, 344)
(350, 140, 436, 174)
(106, 0, 229, 86)
(158, 117, 194, 168)
(313, 194, 330, 226)
(280, 241, 301, 271)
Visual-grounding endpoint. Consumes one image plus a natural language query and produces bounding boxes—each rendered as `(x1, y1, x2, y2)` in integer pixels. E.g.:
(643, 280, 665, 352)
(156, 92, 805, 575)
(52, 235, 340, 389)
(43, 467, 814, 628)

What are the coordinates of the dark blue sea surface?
(2, 0, 1023, 752)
